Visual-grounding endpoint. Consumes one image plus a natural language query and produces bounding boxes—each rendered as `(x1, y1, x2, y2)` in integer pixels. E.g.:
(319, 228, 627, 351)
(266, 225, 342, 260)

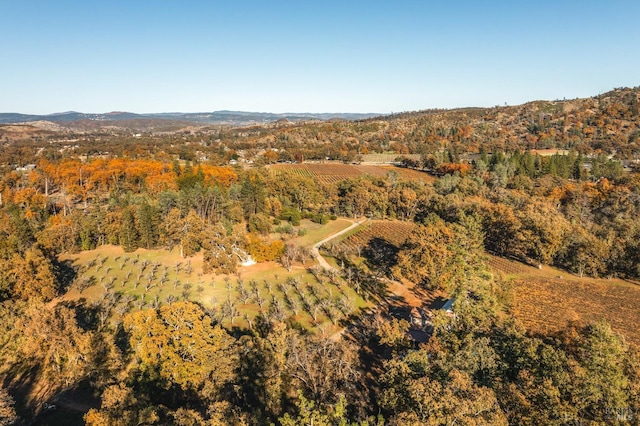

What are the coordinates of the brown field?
(489, 255, 640, 348)
(269, 163, 432, 184)
(0, 123, 58, 141)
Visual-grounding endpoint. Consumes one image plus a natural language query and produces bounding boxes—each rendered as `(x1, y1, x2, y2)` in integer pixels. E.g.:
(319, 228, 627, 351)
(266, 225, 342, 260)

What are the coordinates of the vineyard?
(489, 255, 640, 348)
(487, 255, 531, 276)
(360, 153, 422, 163)
(323, 220, 417, 278)
(269, 163, 409, 184)
(334, 220, 416, 252)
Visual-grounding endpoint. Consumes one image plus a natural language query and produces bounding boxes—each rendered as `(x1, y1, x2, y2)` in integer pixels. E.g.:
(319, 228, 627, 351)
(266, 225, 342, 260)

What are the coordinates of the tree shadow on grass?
(363, 237, 399, 277)
(53, 258, 78, 294)
(58, 298, 99, 331)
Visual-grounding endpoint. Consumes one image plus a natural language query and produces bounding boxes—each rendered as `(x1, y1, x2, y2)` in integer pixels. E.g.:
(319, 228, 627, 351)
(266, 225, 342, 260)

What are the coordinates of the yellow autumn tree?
(124, 302, 237, 399)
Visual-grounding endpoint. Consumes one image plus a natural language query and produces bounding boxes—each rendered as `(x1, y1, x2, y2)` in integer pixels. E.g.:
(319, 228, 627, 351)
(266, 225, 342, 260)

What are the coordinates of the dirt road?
(312, 218, 369, 270)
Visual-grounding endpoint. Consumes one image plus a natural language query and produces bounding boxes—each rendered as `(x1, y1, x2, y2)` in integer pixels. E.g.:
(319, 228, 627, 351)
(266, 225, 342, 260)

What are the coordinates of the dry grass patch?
(378, 165, 436, 183)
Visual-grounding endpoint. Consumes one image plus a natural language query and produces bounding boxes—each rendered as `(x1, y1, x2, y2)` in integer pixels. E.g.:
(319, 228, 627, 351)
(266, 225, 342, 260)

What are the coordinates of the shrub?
(246, 235, 285, 262)
(248, 213, 272, 235)
(279, 208, 301, 226)
(275, 223, 295, 235)
(311, 213, 329, 225)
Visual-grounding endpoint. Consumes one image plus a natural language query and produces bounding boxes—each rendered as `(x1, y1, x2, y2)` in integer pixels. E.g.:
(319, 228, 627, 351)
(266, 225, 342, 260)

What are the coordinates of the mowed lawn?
(489, 255, 640, 348)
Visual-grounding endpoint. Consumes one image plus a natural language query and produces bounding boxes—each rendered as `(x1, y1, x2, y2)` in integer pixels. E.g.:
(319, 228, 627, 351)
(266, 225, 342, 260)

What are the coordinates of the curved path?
(312, 217, 369, 270)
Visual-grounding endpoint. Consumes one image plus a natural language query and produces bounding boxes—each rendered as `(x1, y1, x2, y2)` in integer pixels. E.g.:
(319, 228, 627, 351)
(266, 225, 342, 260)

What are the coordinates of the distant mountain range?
(0, 110, 380, 126)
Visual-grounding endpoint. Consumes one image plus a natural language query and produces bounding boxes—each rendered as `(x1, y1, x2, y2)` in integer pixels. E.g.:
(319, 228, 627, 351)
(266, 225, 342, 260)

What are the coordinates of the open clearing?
(62, 247, 368, 331)
(377, 165, 437, 183)
(60, 219, 371, 332)
(289, 218, 354, 246)
(331, 219, 416, 250)
(489, 255, 640, 348)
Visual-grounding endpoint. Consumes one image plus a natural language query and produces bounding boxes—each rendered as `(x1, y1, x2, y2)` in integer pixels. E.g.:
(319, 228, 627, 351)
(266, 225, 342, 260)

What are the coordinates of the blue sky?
(2, 1, 639, 114)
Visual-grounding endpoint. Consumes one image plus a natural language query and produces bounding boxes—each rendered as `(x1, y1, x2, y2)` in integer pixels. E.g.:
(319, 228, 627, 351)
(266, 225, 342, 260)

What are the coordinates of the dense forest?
(1, 88, 640, 425)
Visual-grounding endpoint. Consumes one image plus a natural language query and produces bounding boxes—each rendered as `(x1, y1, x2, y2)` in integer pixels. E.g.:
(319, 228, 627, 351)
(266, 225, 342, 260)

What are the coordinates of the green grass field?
(289, 218, 354, 247)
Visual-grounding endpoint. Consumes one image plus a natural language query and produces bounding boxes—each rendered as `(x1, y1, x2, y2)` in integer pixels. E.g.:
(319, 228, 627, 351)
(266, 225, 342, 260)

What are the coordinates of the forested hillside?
(1, 88, 639, 425)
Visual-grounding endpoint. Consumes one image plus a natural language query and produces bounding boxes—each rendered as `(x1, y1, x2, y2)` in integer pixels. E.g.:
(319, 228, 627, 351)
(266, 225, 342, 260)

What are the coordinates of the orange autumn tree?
(436, 162, 472, 176)
(37, 158, 238, 200)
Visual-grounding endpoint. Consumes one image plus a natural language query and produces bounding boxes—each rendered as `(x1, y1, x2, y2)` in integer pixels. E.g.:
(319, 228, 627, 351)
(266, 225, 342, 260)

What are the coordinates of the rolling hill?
(0, 110, 381, 127)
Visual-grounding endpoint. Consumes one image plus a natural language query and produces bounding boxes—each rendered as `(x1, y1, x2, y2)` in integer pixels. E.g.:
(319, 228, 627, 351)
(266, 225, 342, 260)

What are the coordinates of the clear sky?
(2, 0, 639, 114)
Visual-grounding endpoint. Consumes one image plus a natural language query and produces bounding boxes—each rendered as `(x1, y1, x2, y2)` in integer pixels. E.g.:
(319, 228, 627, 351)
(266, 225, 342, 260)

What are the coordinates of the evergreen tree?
(137, 201, 159, 249)
(119, 207, 138, 252)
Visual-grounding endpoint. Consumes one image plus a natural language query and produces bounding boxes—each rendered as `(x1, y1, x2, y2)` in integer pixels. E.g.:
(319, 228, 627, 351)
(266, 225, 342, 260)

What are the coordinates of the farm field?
(332, 219, 416, 251)
(268, 162, 426, 184)
(489, 255, 640, 348)
(360, 153, 422, 163)
(60, 241, 369, 332)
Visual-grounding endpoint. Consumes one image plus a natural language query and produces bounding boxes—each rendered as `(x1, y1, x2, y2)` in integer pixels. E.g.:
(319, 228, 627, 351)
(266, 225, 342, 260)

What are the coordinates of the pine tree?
(137, 201, 158, 249)
(119, 207, 138, 252)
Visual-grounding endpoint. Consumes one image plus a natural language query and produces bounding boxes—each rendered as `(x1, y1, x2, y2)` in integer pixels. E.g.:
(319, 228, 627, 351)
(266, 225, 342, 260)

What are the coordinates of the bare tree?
(237, 284, 251, 304)
(287, 293, 301, 316)
(151, 293, 161, 309)
(281, 243, 300, 271)
(182, 282, 192, 300)
(269, 296, 286, 321)
(243, 313, 253, 330)
(286, 332, 361, 406)
(256, 293, 266, 311)
(222, 297, 238, 324)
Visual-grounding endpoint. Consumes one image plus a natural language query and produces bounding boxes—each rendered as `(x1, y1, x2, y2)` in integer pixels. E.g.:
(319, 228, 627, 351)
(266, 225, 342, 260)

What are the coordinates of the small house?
(441, 298, 455, 315)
